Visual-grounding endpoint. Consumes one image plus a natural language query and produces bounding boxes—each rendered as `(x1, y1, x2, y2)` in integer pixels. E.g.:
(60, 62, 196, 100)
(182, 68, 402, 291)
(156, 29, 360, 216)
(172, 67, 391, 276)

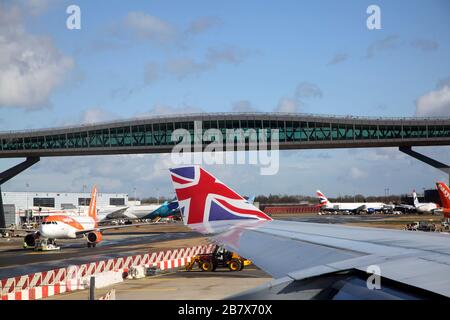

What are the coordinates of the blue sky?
(0, 0, 449, 198)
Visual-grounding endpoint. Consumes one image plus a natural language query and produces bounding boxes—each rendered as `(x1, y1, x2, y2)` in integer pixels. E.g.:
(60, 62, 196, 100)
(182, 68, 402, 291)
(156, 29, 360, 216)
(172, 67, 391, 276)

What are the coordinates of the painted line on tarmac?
(120, 287, 178, 292)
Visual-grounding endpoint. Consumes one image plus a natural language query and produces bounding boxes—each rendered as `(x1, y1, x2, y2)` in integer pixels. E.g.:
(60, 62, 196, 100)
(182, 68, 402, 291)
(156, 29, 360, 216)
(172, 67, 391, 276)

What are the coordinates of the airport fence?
(263, 205, 320, 214)
(0, 243, 216, 300)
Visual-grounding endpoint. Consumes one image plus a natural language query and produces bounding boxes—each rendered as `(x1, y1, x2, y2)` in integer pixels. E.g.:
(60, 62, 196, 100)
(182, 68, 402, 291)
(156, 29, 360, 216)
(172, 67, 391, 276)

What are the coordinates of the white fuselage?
(121, 205, 161, 219)
(324, 202, 386, 211)
(415, 203, 438, 214)
(39, 215, 96, 239)
(77, 205, 160, 221)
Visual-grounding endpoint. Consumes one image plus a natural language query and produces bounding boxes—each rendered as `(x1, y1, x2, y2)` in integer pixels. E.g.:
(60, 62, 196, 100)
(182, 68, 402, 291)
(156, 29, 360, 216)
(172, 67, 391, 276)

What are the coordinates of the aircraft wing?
(169, 165, 450, 299)
(192, 219, 450, 299)
(351, 204, 367, 213)
(103, 207, 129, 220)
(0, 227, 37, 233)
(75, 222, 163, 236)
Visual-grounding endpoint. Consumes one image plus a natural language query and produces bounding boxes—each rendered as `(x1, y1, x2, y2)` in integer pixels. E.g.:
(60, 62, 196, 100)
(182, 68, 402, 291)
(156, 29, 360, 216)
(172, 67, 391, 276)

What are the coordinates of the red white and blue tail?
(169, 166, 272, 225)
(316, 190, 329, 207)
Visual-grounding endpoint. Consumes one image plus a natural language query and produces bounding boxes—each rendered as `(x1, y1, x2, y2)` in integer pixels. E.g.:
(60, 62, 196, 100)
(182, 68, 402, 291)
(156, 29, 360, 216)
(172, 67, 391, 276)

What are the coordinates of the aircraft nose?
(39, 224, 50, 237)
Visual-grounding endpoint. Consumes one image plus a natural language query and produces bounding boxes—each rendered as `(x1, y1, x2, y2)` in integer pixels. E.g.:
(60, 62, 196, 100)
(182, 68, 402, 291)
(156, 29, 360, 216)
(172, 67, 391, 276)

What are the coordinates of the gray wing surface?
(192, 220, 450, 298)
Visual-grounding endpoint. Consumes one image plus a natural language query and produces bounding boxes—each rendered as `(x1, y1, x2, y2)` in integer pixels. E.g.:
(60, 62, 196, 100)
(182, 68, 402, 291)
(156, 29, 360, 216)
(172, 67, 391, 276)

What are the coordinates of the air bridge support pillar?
(399, 146, 450, 186)
(0, 157, 40, 232)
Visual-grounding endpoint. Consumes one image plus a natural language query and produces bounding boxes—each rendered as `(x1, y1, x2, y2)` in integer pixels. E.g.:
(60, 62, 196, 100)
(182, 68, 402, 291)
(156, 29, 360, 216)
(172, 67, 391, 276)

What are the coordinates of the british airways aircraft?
(169, 166, 450, 299)
(316, 190, 389, 213)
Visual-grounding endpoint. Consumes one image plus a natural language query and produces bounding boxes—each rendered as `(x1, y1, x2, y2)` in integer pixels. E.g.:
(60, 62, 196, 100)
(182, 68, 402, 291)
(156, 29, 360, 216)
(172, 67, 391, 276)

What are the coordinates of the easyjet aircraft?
(24, 186, 156, 248)
(435, 182, 450, 218)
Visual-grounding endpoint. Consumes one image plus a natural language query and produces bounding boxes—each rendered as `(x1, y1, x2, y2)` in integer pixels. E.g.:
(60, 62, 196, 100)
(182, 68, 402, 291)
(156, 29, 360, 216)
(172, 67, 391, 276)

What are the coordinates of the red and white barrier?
(1, 243, 215, 300)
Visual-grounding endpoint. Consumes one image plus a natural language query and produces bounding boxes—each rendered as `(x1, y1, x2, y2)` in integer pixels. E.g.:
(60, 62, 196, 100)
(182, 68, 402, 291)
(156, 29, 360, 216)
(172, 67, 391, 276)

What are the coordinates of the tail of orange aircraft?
(88, 186, 98, 225)
(436, 182, 450, 218)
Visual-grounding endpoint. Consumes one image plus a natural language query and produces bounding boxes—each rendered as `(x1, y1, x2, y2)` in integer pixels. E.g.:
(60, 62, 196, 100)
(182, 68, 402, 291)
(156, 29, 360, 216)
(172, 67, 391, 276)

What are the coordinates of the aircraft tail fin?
(316, 190, 329, 206)
(436, 182, 450, 209)
(412, 190, 420, 207)
(169, 166, 272, 225)
(247, 196, 256, 204)
(88, 186, 98, 223)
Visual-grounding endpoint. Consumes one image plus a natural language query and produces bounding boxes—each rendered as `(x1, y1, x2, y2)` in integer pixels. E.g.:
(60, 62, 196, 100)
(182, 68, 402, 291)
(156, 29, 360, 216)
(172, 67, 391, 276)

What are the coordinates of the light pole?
(133, 187, 137, 204)
(81, 184, 87, 215)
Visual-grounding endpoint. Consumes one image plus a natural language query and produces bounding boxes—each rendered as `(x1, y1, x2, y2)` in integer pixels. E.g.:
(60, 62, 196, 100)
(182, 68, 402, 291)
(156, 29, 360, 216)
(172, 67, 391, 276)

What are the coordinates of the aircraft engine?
(87, 231, 102, 244)
(24, 232, 39, 247)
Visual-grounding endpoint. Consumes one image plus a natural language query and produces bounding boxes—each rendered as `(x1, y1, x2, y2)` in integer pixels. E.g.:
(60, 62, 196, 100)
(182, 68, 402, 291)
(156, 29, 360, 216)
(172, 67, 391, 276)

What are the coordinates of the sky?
(0, 0, 450, 198)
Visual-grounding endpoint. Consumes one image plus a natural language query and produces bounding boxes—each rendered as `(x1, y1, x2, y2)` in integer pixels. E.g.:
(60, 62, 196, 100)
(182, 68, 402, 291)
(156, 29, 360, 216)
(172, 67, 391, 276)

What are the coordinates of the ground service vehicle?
(186, 246, 251, 272)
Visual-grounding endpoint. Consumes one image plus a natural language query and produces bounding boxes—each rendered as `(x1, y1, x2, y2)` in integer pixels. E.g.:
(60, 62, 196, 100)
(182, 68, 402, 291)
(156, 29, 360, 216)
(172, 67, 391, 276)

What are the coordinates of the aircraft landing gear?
(87, 242, 97, 248)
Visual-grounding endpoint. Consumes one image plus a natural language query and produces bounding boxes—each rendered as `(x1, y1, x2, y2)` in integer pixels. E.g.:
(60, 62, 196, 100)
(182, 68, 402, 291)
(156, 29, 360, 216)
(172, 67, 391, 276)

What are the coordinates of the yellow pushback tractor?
(186, 246, 252, 272)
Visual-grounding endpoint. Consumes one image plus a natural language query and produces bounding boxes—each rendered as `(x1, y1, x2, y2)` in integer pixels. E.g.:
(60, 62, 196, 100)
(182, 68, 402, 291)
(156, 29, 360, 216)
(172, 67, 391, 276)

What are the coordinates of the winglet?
(169, 166, 272, 225)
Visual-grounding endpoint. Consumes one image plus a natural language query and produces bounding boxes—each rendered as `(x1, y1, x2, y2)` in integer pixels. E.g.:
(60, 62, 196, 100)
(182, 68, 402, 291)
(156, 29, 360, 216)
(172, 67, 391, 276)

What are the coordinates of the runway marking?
(120, 287, 178, 292)
(27, 251, 61, 255)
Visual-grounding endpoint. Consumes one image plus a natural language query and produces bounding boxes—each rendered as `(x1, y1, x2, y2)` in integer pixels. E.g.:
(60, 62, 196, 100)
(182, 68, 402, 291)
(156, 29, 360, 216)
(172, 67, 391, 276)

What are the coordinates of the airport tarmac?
(0, 213, 443, 289)
(44, 266, 271, 300)
(276, 213, 443, 229)
(0, 223, 207, 279)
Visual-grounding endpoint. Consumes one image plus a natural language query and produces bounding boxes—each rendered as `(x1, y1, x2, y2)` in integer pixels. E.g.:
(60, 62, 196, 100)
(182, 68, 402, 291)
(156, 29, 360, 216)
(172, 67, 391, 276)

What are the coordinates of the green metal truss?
(1, 114, 450, 157)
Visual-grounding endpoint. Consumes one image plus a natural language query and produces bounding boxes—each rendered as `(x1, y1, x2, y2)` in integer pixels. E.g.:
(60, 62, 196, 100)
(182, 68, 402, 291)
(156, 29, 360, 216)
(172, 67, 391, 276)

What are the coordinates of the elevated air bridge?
(1, 112, 450, 229)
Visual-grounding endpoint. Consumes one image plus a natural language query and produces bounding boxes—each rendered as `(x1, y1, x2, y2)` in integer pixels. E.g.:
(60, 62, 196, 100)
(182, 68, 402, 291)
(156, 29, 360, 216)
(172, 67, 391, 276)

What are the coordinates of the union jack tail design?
(316, 190, 329, 207)
(169, 166, 272, 225)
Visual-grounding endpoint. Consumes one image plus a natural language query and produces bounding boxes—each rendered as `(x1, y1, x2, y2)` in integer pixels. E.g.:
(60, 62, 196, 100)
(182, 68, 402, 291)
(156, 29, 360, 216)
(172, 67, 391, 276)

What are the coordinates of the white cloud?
(273, 81, 322, 113)
(366, 35, 439, 59)
(275, 97, 300, 113)
(415, 85, 450, 117)
(366, 35, 401, 59)
(410, 39, 439, 52)
(327, 53, 349, 65)
(295, 82, 323, 98)
(81, 108, 119, 124)
(19, 0, 53, 16)
(0, 4, 74, 109)
(231, 100, 258, 112)
(186, 17, 222, 35)
(165, 57, 208, 79)
(164, 46, 249, 79)
(124, 12, 178, 45)
(350, 167, 368, 179)
(141, 104, 203, 116)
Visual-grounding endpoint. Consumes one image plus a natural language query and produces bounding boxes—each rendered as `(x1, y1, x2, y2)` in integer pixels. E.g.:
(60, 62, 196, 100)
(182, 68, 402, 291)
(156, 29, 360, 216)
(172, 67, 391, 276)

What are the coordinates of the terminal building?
(1, 191, 128, 225)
